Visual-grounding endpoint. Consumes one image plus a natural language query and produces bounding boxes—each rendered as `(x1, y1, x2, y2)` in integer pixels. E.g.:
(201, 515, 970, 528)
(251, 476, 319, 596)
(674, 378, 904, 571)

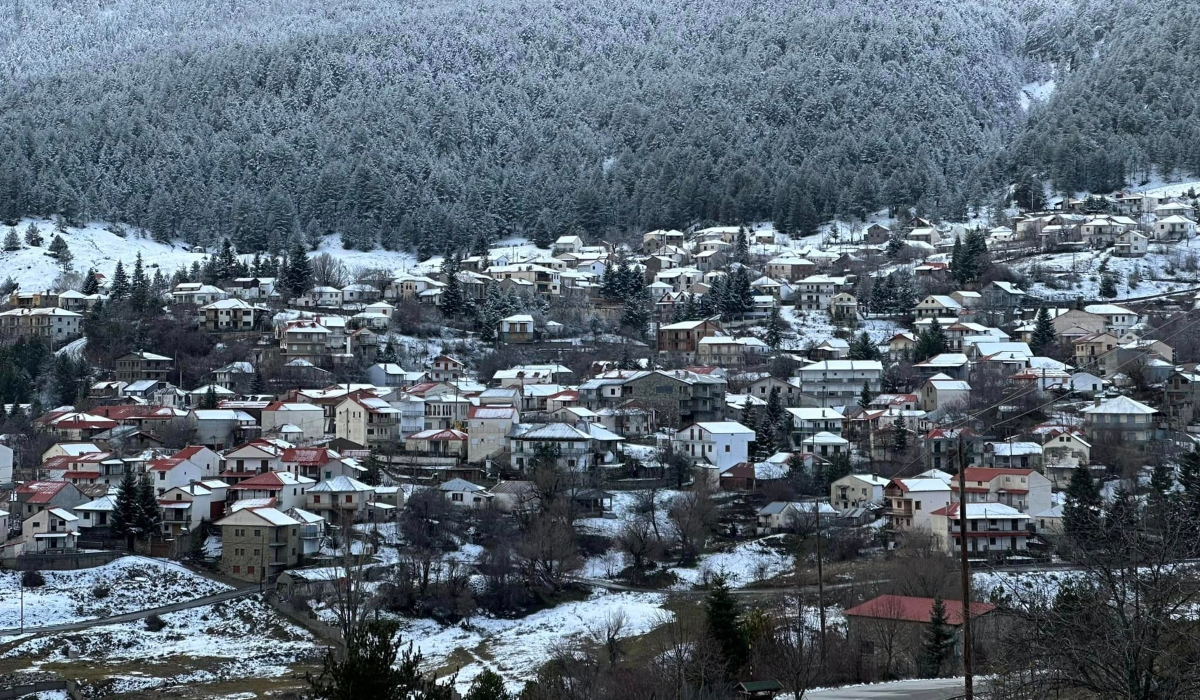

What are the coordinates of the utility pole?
(956, 432, 974, 700)
(814, 496, 826, 662)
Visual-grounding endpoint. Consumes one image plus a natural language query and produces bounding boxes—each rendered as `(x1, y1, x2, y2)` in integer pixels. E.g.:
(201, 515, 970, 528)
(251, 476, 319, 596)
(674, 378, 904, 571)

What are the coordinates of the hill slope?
(0, 0, 1041, 254)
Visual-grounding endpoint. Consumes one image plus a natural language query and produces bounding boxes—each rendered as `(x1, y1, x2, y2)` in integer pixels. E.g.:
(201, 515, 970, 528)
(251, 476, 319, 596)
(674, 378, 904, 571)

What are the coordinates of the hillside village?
(2, 183, 1200, 697)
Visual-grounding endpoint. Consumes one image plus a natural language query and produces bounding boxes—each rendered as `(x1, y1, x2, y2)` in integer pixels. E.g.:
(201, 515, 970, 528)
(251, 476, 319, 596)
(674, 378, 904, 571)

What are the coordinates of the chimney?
(1094, 396, 1102, 407)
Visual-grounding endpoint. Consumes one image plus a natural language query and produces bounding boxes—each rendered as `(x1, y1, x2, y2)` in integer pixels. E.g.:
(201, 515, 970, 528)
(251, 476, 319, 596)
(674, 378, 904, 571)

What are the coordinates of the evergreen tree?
(918, 596, 957, 678)
(216, 238, 238, 281)
(764, 386, 785, 437)
(251, 369, 266, 395)
(464, 669, 510, 700)
(307, 619, 453, 700)
(891, 417, 908, 454)
(950, 235, 964, 285)
(51, 354, 81, 406)
(23, 222, 43, 247)
(150, 268, 168, 303)
(704, 575, 747, 675)
(1030, 305, 1057, 355)
(81, 268, 100, 295)
(135, 472, 163, 540)
(621, 284, 652, 339)
(111, 469, 139, 544)
(440, 253, 466, 318)
(734, 226, 749, 263)
(859, 381, 874, 409)
(762, 304, 789, 350)
(3, 227, 21, 251)
(130, 252, 149, 311)
(886, 231, 904, 258)
(361, 448, 383, 486)
(1099, 272, 1118, 299)
(1063, 464, 1103, 546)
(48, 235, 72, 268)
(286, 240, 313, 297)
(849, 331, 879, 360)
(200, 385, 219, 410)
(915, 318, 947, 362)
(1176, 448, 1200, 524)
(110, 260, 130, 301)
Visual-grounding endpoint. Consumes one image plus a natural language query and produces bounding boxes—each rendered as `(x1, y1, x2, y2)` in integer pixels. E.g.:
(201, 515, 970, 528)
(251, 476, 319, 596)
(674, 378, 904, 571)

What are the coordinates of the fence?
(0, 680, 81, 700)
(0, 550, 123, 571)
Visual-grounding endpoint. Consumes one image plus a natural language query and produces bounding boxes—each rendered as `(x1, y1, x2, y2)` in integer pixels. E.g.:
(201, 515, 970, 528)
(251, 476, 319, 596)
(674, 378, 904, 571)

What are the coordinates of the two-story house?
(795, 360, 883, 407)
(657, 319, 723, 357)
(115, 350, 173, 383)
(928, 503, 1031, 554)
(673, 421, 754, 474)
(884, 477, 952, 532)
(949, 467, 1052, 515)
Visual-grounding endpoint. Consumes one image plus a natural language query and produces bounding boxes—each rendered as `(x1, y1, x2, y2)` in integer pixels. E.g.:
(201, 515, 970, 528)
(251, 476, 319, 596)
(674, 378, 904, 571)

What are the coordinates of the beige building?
(467, 405, 519, 463)
(335, 393, 400, 448)
(0, 307, 83, 341)
(215, 507, 301, 583)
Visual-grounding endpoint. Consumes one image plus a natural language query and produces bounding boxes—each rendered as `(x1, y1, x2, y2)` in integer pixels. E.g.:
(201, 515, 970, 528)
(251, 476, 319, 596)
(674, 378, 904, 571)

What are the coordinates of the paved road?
(0, 585, 263, 637)
(806, 678, 971, 699)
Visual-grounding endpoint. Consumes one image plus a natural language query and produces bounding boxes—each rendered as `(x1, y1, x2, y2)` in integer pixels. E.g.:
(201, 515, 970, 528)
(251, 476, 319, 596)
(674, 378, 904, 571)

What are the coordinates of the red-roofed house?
(280, 448, 355, 481)
(404, 429, 468, 459)
(845, 594, 997, 677)
(221, 440, 286, 483)
(38, 412, 119, 440)
(428, 355, 464, 382)
(13, 481, 88, 519)
(228, 471, 315, 511)
(159, 481, 228, 537)
(148, 456, 204, 497)
(173, 446, 222, 478)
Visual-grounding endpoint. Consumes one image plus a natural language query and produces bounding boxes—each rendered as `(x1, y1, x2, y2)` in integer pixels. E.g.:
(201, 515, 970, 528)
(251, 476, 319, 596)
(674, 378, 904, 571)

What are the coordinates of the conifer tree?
(110, 260, 130, 300)
(135, 472, 163, 540)
(734, 226, 749, 263)
(111, 469, 139, 545)
(919, 596, 957, 677)
(859, 381, 874, 409)
(286, 240, 313, 297)
(150, 268, 168, 303)
(81, 268, 100, 295)
(1099, 272, 1118, 299)
(440, 252, 466, 318)
(464, 669, 510, 700)
(705, 575, 748, 676)
(1063, 464, 1103, 546)
(1030, 306, 1057, 355)
(361, 448, 383, 486)
(763, 304, 789, 349)
(23, 222, 42, 247)
(3, 227, 21, 251)
(308, 619, 453, 700)
(200, 385, 219, 409)
(48, 235, 72, 268)
(130, 252, 149, 311)
(891, 417, 908, 454)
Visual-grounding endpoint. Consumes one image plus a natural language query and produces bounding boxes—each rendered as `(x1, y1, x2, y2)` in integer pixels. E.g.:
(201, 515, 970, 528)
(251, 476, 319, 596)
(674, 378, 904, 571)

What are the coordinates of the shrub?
(144, 614, 167, 632)
(92, 584, 111, 599)
(21, 570, 45, 588)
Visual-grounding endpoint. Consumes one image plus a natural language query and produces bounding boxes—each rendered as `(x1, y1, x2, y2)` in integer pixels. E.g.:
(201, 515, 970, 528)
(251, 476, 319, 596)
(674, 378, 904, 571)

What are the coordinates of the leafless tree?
(311, 252, 350, 289)
(617, 517, 661, 584)
(327, 513, 375, 646)
(631, 485, 663, 541)
(516, 513, 582, 592)
(589, 609, 629, 669)
(859, 593, 909, 680)
(764, 594, 824, 700)
(668, 484, 718, 565)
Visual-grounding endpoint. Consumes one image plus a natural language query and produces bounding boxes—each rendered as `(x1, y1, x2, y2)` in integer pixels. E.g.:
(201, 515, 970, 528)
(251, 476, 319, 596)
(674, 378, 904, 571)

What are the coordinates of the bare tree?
(311, 252, 351, 289)
(516, 513, 582, 592)
(667, 484, 718, 565)
(328, 513, 375, 645)
(589, 609, 629, 669)
(766, 594, 824, 700)
(617, 517, 661, 584)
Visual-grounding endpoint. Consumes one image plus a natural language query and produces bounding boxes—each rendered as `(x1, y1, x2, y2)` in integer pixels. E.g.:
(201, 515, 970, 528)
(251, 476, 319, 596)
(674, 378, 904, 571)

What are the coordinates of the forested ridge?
(0, 0, 1192, 256)
(1008, 0, 1200, 196)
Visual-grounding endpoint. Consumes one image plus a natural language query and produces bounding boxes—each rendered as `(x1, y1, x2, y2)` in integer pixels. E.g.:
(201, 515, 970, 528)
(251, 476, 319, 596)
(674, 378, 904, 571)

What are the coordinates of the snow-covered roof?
(1081, 395, 1157, 415)
(308, 476, 374, 493)
(691, 421, 755, 435)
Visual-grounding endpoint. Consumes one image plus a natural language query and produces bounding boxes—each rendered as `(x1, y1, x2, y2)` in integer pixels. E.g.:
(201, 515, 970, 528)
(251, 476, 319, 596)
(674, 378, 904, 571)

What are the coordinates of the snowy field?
(973, 568, 1086, 606)
(780, 306, 903, 351)
(398, 590, 671, 693)
(669, 537, 794, 589)
(1013, 243, 1200, 302)
(3, 594, 319, 695)
(0, 556, 231, 631)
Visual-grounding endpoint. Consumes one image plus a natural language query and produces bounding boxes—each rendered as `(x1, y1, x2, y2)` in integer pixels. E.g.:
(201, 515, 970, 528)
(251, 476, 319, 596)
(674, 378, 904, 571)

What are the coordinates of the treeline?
(0, 0, 1040, 255)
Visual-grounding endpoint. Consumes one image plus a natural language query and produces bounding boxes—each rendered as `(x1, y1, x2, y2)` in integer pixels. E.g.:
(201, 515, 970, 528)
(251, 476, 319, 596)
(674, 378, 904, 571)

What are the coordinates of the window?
(247, 566, 255, 574)
(253, 529, 261, 537)
(158, 471, 165, 481)
(345, 495, 352, 503)
(452, 493, 464, 502)
(725, 445, 730, 452)
(914, 501, 921, 510)
(232, 566, 241, 574)
(313, 495, 321, 504)
(253, 549, 260, 556)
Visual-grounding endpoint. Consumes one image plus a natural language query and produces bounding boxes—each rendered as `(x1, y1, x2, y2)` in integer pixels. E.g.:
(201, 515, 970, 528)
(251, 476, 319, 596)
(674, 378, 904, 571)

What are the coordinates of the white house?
(673, 422, 755, 473)
(796, 360, 883, 407)
(1083, 304, 1138, 335)
(830, 474, 889, 511)
(22, 507, 80, 553)
(439, 479, 494, 508)
(928, 503, 1031, 554)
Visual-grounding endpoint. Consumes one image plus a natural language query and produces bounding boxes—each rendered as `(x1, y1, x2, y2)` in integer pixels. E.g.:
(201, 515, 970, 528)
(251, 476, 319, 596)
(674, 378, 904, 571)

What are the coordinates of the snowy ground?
(2, 594, 320, 695)
(398, 590, 671, 693)
(973, 568, 1086, 607)
(668, 536, 794, 589)
(780, 306, 903, 351)
(1013, 242, 1200, 302)
(574, 489, 680, 539)
(0, 556, 231, 631)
